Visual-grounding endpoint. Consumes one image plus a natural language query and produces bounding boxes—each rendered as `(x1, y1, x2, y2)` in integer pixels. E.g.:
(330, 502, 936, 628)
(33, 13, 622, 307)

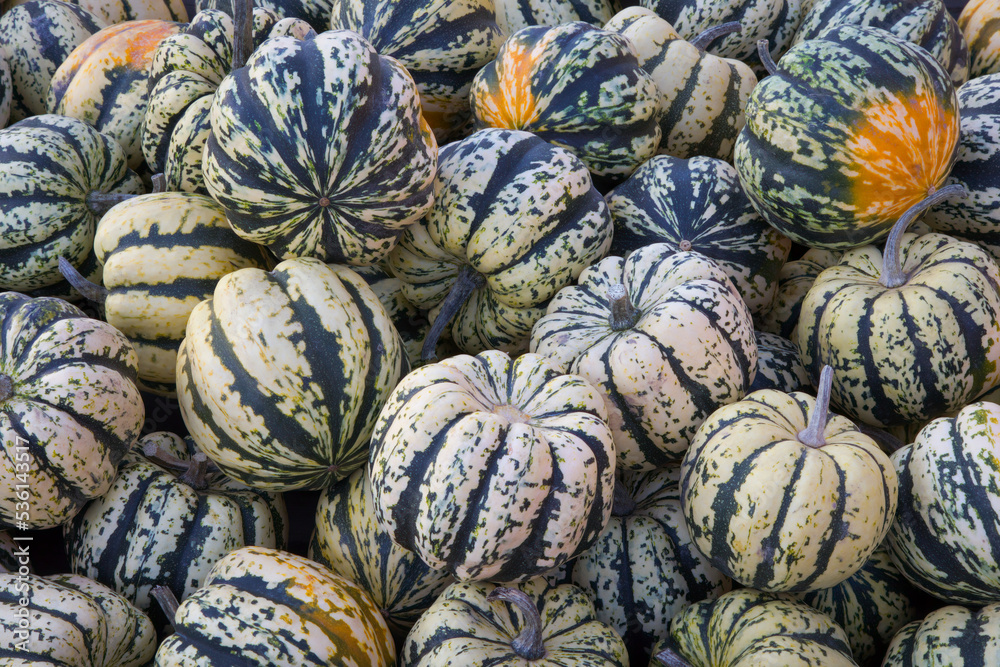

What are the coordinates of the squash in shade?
(755, 248, 841, 345)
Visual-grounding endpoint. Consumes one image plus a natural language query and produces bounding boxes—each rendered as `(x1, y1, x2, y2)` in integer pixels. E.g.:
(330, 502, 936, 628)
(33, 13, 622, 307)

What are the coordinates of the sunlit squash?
(494, 0, 622, 35)
(68, 0, 188, 25)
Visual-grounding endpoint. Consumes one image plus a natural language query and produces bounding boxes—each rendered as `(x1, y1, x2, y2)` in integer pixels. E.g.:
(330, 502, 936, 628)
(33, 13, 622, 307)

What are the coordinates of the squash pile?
(5, 0, 1000, 665)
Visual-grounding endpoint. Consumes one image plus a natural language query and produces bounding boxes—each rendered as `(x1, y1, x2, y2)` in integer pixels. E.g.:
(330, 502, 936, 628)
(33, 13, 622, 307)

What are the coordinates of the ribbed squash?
(387, 128, 612, 359)
(605, 154, 790, 315)
(47, 19, 185, 170)
(882, 603, 1000, 667)
(328, 0, 503, 143)
(177, 257, 406, 491)
(735, 24, 960, 249)
(680, 368, 898, 592)
(750, 330, 810, 394)
(401, 579, 628, 667)
(470, 21, 662, 186)
(0, 0, 105, 122)
(961, 0, 1000, 78)
(154, 546, 395, 666)
(884, 401, 1000, 605)
(0, 572, 156, 666)
(570, 468, 731, 664)
(0, 293, 145, 530)
(203, 29, 437, 265)
(0, 53, 10, 128)
(65, 431, 288, 613)
(793, 0, 969, 85)
(69, 0, 188, 25)
(309, 464, 454, 641)
(755, 248, 841, 345)
(0, 114, 143, 295)
(494, 0, 621, 35)
(369, 350, 616, 583)
(530, 245, 758, 470)
(606, 7, 758, 161)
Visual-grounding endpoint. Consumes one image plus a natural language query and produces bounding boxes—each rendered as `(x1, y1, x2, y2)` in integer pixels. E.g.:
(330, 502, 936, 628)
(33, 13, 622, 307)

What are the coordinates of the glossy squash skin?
(755, 248, 841, 345)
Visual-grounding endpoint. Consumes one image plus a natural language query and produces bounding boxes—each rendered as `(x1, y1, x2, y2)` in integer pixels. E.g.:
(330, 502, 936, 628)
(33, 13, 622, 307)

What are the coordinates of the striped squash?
(401, 578, 628, 667)
(882, 603, 1000, 666)
(92, 192, 272, 396)
(0, 531, 20, 573)
(0, 573, 156, 666)
(570, 468, 731, 664)
(0, 292, 145, 530)
(470, 21, 662, 186)
(605, 154, 791, 315)
(309, 464, 454, 641)
(680, 368, 898, 592)
(659, 588, 858, 667)
(0, 114, 142, 294)
(387, 128, 612, 360)
(0, 0, 105, 122)
(750, 330, 810, 394)
(47, 19, 184, 170)
(530, 245, 758, 470)
(755, 248, 841, 345)
(369, 350, 616, 583)
(735, 24, 960, 250)
(793, 0, 969, 86)
(154, 546, 395, 665)
(961, 0, 1000, 78)
(884, 401, 1000, 605)
(177, 257, 406, 491)
(69, 0, 188, 25)
(203, 29, 437, 266)
(494, 0, 621, 35)
(606, 7, 758, 162)
(65, 431, 288, 613)
(328, 0, 503, 143)
(0, 52, 9, 128)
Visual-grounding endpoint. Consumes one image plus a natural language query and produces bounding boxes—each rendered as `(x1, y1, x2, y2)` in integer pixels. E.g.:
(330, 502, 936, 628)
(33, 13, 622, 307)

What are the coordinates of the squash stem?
(757, 39, 777, 76)
(608, 284, 640, 331)
(421, 265, 486, 362)
(57, 256, 107, 304)
(487, 587, 546, 661)
(0, 374, 13, 403)
(151, 585, 180, 622)
(232, 0, 255, 71)
(142, 441, 218, 490)
(690, 21, 742, 51)
(797, 365, 833, 448)
(879, 184, 967, 288)
(611, 480, 636, 517)
(655, 645, 694, 667)
(87, 191, 135, 217)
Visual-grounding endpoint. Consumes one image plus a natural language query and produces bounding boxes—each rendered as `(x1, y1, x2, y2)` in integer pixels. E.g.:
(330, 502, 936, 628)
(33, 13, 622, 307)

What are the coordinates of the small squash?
(750, 330, 810, 394)
(494, 0, 621, 35)
(882, 603, 1000, 667)
(69, 0, 188, 25)
(755, 248, 841, 345)
(960, 0, 1000, 78)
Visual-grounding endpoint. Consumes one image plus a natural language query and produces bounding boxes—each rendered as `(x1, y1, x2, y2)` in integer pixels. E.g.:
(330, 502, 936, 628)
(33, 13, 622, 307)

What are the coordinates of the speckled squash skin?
(65, 431, 288, 612)
(400, 578, 629, 667)
(0, 54, 10, 128)
(750, 331, 810, 394)
(176, 257, 406, 492)
(882, 603, 1000, 666)
(680, 386, 898, 592)
(961, 0, 1000, 78)
(0, 572, 156, 666)
(0, 293, 145, 530)
(755, 248, 841, 345)
(309, 464, 454, 641)
(530, 245, 758, 470)
(154, 546, 396, 666)
(735, 24, 960, 250)
(69, 0, 188, 25)
(0, 0, 106, 122)
(494, 0, 622, 35)
(369, 350, 616, 583)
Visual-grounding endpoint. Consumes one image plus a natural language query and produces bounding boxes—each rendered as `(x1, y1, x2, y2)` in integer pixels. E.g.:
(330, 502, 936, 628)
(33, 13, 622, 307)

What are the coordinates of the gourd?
(882, 603, 1000, 666)
(0, 53, 9, 128)
(69, 0, 188, 25)
(961, 0, 1000, 78)
(755, 248, 841, 345)
(494, 0, 621, 35)
(750, 331, 810, 394)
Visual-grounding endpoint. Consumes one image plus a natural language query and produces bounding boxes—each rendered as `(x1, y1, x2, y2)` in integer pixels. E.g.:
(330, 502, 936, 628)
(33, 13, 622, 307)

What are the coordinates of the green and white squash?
(69, 0, 188, 25)
(755, 248, 841, 345)
(605, 154, 791, 315)
(369, 350, 616, 583)
(0, 52, 10, 128)
(960, 0, 1000, 78)
(0, 292, 145, 530)
(494, 0, 621, 35)
(530, 245, 758, 470)
(882, 603, 1000, 666)
(177, 257, 406, 491)
(65, 431, 288, 613)
(203, 28, 437, 265)
(750, 330, 810, 394)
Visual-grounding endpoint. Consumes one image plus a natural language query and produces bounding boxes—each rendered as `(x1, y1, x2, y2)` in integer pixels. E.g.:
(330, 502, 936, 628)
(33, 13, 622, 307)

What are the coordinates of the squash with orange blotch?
(734, 24, 960, 250)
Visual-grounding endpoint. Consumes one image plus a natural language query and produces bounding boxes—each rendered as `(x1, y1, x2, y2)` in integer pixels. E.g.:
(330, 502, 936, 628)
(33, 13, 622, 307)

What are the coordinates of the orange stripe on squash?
(477, 38, 549, 129)
(60, 20, 182, 74)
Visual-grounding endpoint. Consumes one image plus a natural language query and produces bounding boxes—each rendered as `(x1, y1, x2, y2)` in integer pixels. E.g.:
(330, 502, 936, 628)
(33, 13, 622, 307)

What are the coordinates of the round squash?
(495, 0, 621, 35)
(750, 330, 810, 394)
(882, 603, 1000, 666)
(755, 248, 841, 345)
(961, 0, 1000, 78)
(0, 53, 9, 129)
(69, 0, 188, 25)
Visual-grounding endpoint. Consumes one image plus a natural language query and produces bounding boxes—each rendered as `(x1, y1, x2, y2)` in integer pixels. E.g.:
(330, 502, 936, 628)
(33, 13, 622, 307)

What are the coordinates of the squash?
(387, 128, 612, 360)
(153, 545, 395, 666)
(605, 153, 791, 315)
(177, 257, 406, 491)
(798, 187, 1000, 427)
(882, 603, 1000, 666)
(0, 572, 156, 666)
(530, 244, 758, 470)
(735, 24, 960, 249)
(0, 292, 144, 530)
(68, 0, 188, 25)
(328, 0, 503, 143)
(65, 431, 288, 614)
(309, 464, 454, 642)
(47, 19, 185, 170)
(750, 330, 810, 394)
(369, 350, 616, 583)
(203, 28, 437, 266)
(0, 0, 105, 122)
(470, 21, 662, 187)
(884, 400, 1000, 605)
(606, 8, 758, 162)
(755, 248, 841, 345)
(961, 0, 1000, 78)
(401, 578, 629, 667)
(0, 530, 26, 574)
(680, 366, 898, 592)
(494, 0, 622, 35)
(0, 53, 9, 128)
